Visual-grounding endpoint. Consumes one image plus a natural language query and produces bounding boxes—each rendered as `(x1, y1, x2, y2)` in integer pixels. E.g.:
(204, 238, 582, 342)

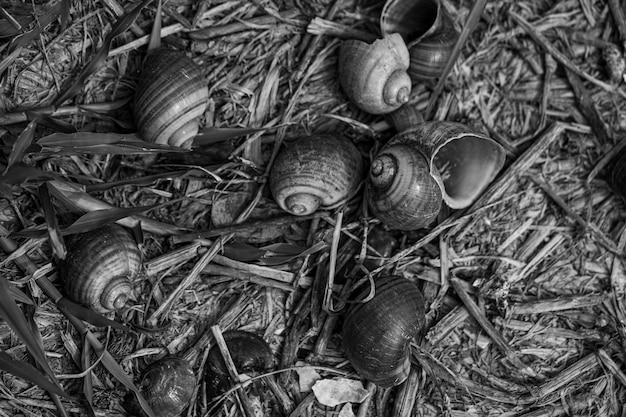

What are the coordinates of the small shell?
(138, 357, 195, 417)
(338, 34, 412, 114)
(60, 224, 141, 313)
(134, 49, 209, 149)
(269, 135, 364, 215)
(385, 103, 424, 133)
(342, 275, 425, 388)
(406, 20, 457, 81)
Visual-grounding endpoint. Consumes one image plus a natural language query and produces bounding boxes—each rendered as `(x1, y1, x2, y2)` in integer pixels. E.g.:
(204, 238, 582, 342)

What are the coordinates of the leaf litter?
(0, 0, 626, 416)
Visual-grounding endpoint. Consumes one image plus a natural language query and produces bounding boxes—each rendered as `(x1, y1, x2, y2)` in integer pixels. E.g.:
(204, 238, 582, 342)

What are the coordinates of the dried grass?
(1, 0, 626, 416)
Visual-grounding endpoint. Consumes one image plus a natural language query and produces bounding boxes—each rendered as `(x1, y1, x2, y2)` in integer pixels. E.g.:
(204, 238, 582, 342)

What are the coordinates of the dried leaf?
(311, 378, 370, 407)
(147, 0, 162, 53)
(294, 362, 322, 392)
(81, 336, 97, 417)
(0, 162, 58, 185)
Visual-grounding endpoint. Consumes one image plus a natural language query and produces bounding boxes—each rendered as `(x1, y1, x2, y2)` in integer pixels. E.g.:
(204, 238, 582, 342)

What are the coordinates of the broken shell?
(134, 49, 209, 149)
(368, 121, 505, 230)
(269, 135, 365, 215)
(60, 224, 141, 313)
(338, 33, 412, 114)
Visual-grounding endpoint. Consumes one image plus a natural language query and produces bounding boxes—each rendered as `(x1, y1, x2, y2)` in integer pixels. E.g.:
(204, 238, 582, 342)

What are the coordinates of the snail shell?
(59, 224, 141, 313)
(205, 330, 273, 398)
(138, 357, 195, 417)
(342, 275, 425, 388)
(338, 34, 412, 114)
(368, 121, 505, 230)
(133, 49, 209, 149)
(269, 135, 364, 215)
(380, 0, 458, 81)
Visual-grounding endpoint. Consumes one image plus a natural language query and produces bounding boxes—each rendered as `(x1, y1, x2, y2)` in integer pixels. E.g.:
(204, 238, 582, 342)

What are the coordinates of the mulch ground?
(1, 0, 626, 416)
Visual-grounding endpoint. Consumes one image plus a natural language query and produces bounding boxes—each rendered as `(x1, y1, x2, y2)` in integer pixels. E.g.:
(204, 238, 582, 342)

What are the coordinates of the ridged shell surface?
(139, 357, 195, 417)
(338, 34, 412, 114)
(60, 224, 141, 313)
(342, 275, 425, 388)
(609, 147, 626, 202)
(368, 144, 442, 230)
(134, 50, 209, 149)
(385, 121, 505, 209)
(269, 135, 364, 215)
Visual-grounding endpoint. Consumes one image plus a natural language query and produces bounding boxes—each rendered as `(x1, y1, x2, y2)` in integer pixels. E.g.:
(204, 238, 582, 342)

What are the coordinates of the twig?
(450, 275, 537, 378)
(509, 11, 626, 99)
(187, 8, 306, 40)
(608, 0, 626, 49)
(508, 293, 608, 315)
(426, 0, 489, 119)
(530, 177, 620, 254)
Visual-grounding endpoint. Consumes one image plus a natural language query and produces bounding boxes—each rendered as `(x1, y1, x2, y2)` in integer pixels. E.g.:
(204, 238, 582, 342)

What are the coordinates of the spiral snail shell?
(368, 121, 506, 230)
(133, 49, 209, 149)
(59, 224, 141, 313)
(269, 135, 364, 216)
(136, 357, 195, 417)
(342, 275, 425, 388)
(380, 0, 458, 82)
(338, 34, 412, 114)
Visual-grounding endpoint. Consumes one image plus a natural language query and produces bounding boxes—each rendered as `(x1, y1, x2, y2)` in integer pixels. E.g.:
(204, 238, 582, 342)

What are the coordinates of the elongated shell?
(338, 34, 412, 114)
(60, 224, 141, 313)
(269, 135, 364, 215)
(138, 357, 195, 417)
(342, 275, 425, 388)
(134, 49, 209, 149)
(380, 0, 458, 81)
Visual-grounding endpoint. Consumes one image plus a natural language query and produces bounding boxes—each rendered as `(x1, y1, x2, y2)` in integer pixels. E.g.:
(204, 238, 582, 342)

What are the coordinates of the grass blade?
(81, 335, 97, 417)
(0, 276, 64, 392)
(147, 0, 162, 53)
(56, 297, 131, 331)
(36, 132, 189, 155)
(5, 118, 38, 174)
(39, 183, 66, 260)
(0, 350, 67, 397)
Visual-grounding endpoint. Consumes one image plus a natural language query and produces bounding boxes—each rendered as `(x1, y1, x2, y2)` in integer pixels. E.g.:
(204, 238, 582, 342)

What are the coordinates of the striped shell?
(380, 0, 458, 81)
(59, 224, 141, 313)
(138, 357, 195, 417)
(134, 49, 209, 149)
(338, 34, 412, 114)
(269, 135, 364, 215)
(342, 275, 425, 388)
(368, 121, 505, 230)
